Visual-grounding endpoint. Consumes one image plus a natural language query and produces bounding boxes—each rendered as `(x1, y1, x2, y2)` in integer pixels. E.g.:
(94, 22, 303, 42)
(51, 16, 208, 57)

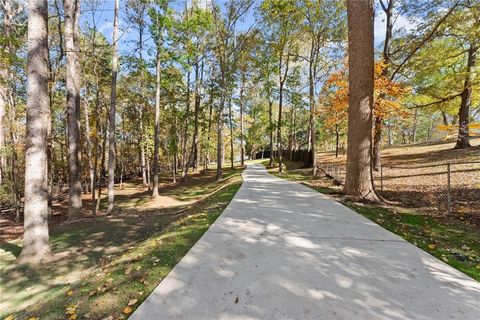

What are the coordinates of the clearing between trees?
(0, 167, 243, 319)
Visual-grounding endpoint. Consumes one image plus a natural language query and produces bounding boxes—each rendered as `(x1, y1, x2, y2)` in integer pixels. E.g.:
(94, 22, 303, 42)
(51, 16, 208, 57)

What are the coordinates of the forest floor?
(316, 138, 480, 224)
(261, 154, 480, 282)
(0, 166, 244, 319)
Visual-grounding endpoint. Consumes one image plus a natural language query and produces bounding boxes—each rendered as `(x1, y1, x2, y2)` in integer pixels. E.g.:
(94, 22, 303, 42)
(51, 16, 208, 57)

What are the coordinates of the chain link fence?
(319, 161, 480, 216)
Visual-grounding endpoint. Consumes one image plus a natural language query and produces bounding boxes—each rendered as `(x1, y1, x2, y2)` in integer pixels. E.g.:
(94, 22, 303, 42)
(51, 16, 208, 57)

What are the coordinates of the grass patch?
(1, 173, 243, 319)
(265, 160, 480, 282)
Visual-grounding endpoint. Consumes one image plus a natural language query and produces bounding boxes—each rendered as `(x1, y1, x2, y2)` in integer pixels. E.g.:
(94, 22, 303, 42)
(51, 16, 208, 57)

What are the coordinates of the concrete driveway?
(131, 164, 480, 320)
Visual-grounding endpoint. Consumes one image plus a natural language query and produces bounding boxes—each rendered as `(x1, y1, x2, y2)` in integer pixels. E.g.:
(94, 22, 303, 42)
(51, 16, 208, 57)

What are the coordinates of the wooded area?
(0, 0, 478, 264)
(1, 0, 479, 318)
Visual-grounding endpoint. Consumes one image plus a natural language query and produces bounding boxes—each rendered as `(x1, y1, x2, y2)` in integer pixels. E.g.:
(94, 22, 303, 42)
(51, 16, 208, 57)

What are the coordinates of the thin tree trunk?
(173, 105, 178, 183)
(18, 0, 52, 264)
(146, 154, 151, 190)
(96, 124, 107, 213)
(228, 97, 234, 169)
(139, 109, 147, 187)
(412, 109, 418, 144)
(9, 91, 21, 222)
(277, 80, 284, 172)
(187, 61, 202, 173)
(455, 43, 477, 149)
(216, 71, 226, 180)
(107, 0, 119, 214)
(239, 73, 245, 167)
(268, 100, 274, 167)
(206, 88, 214, 169)
(277, 48, 290, 173)
(152, 49, 161, 197)
(308, 38, 317, 175)
(181, 66, 191, 181)
(335, 123, 339, 158)
(83, 99, 94, 196)
(0, 0, 11, 185)
(65, 0, 82, 219)
(137, 11, 148, 187)
(344, 0, 378, 202)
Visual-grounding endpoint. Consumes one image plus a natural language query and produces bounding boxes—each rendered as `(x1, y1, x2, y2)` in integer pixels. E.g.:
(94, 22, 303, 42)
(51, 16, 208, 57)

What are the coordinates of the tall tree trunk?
(187, 61, 202, 173)
(83, 99, 94, 197)
(138, 20, 148, 188)
(455, 43, 477, 149)
(65, 0, 82, 219)
(0, 82, 5, 186)
(228, 97, 234, 169)
(0, 0, 12, 186)
(181, 67, 191, 182)
(173, 104, 178, 183)
(239, 73, 245, 167)
(96, 124, 107, 213)
(206, 88, 214, 169)
(216, 70, 226, 181)
(344, 0, 378, 202)
(107, 0, 119, 214)
(139, 109, 147, 187)
(9, 91, 21, 222)
(18, 0, 52, 264)
(152, 47, 161, 196)
(268, 100, 274, 167)
(216, 100, 224, 180)
(277, 49, 289, 173)
(277, 80, 284, 173)
(308, 48, 317, 175)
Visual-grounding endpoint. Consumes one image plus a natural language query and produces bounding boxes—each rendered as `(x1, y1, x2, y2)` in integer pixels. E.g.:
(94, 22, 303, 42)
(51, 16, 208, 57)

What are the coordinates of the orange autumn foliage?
(320, 60, 410, 130)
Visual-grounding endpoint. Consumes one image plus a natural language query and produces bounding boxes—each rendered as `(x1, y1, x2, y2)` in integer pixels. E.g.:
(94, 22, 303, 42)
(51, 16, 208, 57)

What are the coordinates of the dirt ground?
(317, 139, 480, 223)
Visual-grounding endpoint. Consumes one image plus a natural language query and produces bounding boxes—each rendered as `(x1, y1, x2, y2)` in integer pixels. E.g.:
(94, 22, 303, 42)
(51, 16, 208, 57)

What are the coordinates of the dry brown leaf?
(128, 299, 138, 306)
(125, 266, 132, 275)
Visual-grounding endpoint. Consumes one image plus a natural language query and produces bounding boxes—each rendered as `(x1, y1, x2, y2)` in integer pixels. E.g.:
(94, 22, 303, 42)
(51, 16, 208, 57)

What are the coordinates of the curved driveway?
(131, 164, 480, 320)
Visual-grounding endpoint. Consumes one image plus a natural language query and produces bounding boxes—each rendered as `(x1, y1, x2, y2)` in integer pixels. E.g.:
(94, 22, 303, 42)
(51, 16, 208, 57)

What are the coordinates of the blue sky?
(81, 1, 404, 57)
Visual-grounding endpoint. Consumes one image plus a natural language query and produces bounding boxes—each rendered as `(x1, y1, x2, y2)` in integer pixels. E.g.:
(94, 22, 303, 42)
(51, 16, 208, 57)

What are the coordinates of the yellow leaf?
(28, 317, 39, 320)
(65, 304, 78, 315)
(67, 290, 74, 296)
(123, 307, 133, 314)
(69, 314, 78, 320)
(428, 244, 436, 250)
(128, 299, 138, 306)
(5, 315, 15, 320)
